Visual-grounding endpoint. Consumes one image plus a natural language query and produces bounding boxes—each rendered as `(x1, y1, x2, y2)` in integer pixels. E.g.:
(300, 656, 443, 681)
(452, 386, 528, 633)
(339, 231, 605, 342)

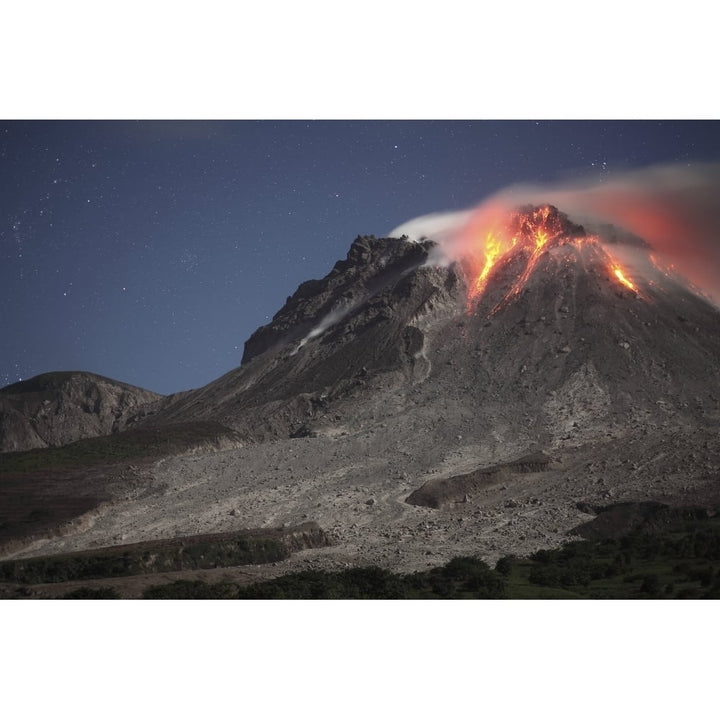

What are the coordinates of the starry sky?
(2, 120, 719, 394)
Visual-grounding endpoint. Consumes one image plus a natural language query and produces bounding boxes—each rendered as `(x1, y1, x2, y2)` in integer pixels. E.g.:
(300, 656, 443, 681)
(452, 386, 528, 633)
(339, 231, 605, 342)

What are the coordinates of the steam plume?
(290, 302, 357, 355)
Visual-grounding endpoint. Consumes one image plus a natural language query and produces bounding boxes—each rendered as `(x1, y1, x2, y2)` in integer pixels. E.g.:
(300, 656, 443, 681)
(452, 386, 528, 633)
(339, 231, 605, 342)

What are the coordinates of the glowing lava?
(465, 205, 579, 310)
(464, 204, 644, 311)
(611, 264, 638, 293)
(471, 233, 503, 299)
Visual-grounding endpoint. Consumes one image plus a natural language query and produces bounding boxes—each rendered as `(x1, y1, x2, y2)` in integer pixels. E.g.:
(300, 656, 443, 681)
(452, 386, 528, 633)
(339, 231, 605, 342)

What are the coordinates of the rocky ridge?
(0, 372, 164, 452)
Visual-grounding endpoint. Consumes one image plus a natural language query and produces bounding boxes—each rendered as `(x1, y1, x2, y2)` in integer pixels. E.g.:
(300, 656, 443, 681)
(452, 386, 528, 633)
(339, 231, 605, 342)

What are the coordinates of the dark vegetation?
(0, 486, 102, 549)
(0, 525, 329, 585)
(61, 586, 121, 599)
(143, 556, 507, 599)
(140, 508, 720, 599)
(3, 505, 719, 599)
(0, 421, 241, 474)
(508, 510, 720, 599)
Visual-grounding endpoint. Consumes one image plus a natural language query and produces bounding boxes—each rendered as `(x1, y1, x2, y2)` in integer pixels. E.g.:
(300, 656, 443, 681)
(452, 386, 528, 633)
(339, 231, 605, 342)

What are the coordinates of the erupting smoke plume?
(392, 162, 720, 306)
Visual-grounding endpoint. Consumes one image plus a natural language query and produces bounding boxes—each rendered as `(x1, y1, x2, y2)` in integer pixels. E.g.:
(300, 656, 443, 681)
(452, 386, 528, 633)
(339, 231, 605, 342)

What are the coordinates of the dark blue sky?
(2, 120, 719, 394)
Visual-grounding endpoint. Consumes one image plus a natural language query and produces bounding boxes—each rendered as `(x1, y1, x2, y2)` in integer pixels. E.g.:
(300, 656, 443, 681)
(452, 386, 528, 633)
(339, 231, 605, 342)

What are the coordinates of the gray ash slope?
(5, 205, 720, 570)
(0, 372, 165, 453)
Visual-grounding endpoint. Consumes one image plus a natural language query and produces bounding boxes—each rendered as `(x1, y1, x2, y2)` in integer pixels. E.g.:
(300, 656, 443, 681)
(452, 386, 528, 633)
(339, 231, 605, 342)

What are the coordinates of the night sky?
(2, 120, 719, 395)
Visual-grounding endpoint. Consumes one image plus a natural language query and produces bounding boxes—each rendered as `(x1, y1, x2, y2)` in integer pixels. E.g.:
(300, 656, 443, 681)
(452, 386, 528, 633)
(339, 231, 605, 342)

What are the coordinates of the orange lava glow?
(464, 204, 645, 311)
(611, 264, 638, 293)
(465, 205, 575, 311)
(504, 225, 552, 302)
(470, 233, 503, 299)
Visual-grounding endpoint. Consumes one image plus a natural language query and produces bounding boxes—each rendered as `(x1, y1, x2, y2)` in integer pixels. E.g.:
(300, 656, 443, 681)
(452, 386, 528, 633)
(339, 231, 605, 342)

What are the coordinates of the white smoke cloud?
(389, 209, 473, 245)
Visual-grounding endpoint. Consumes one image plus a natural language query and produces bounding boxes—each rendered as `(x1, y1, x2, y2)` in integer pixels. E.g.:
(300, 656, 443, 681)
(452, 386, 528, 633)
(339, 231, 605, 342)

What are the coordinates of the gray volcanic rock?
(241, 235, 435, 364)
(150, 234, 463, 439)
(407, 452, 554, 509)
(0, 372, 164, 452)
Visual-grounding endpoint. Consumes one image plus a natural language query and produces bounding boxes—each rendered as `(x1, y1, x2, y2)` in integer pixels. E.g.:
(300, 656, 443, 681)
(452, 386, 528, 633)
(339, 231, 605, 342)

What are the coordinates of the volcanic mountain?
(3, 205, 720, 577)
(144, 204, 720, 446)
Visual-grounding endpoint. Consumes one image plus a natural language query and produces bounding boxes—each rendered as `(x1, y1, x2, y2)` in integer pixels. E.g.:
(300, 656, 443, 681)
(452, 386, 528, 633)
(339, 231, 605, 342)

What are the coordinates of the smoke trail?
(290, 302, 357, 355)
(389, 209, 473, 245)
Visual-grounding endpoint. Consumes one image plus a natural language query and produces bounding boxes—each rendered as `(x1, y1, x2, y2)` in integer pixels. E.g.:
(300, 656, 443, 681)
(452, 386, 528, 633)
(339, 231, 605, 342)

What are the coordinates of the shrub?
(62, 586, 121, 599)
(495, 556, 514, 576)
(143, 580, 237, 599)
(640, 574, 662, 596)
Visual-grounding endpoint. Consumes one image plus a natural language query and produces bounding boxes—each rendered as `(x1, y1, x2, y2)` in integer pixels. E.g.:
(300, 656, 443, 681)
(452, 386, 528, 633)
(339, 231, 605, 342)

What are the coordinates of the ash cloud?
(392, 162, 720, 305)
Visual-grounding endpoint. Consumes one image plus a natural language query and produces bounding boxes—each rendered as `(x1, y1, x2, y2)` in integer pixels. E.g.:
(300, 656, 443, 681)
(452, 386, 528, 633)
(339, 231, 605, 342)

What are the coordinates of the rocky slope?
(146, 234, 461, 439)
(0, 372, 164, 452)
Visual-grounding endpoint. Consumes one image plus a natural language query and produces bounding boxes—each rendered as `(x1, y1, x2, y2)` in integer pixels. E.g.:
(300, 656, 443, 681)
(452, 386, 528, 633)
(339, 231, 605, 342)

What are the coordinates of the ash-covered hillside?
(0, 372, 164, 453)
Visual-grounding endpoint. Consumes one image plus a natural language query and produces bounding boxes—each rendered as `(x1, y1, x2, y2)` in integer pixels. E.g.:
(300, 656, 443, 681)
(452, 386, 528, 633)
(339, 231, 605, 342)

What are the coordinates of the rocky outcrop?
(147, 234, 464, 438)
(242, 234, 439, 364)
(569, 502, 713, 540)
(0, 372, 164, 452)
(406, 452, 554, 509)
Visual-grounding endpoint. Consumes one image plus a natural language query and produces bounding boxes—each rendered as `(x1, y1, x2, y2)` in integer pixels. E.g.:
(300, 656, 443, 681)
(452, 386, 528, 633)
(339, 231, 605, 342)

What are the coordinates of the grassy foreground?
(3, 506, 718, 599)
(0, 525, 328, 586)
(139, 510, 720, 599)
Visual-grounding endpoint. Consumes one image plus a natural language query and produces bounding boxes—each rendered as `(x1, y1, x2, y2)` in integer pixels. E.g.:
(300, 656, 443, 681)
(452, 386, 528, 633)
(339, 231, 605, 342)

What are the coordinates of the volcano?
(3, 205, 720, 580)
(139, 204, 720, 447)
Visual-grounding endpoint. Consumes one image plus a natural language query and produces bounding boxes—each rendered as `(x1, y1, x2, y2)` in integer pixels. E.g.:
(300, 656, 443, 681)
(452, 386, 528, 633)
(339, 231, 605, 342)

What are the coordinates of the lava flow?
(463, 204, 642, 311)
(470, 233, 504, 299)
(611, 264, 638, 293)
